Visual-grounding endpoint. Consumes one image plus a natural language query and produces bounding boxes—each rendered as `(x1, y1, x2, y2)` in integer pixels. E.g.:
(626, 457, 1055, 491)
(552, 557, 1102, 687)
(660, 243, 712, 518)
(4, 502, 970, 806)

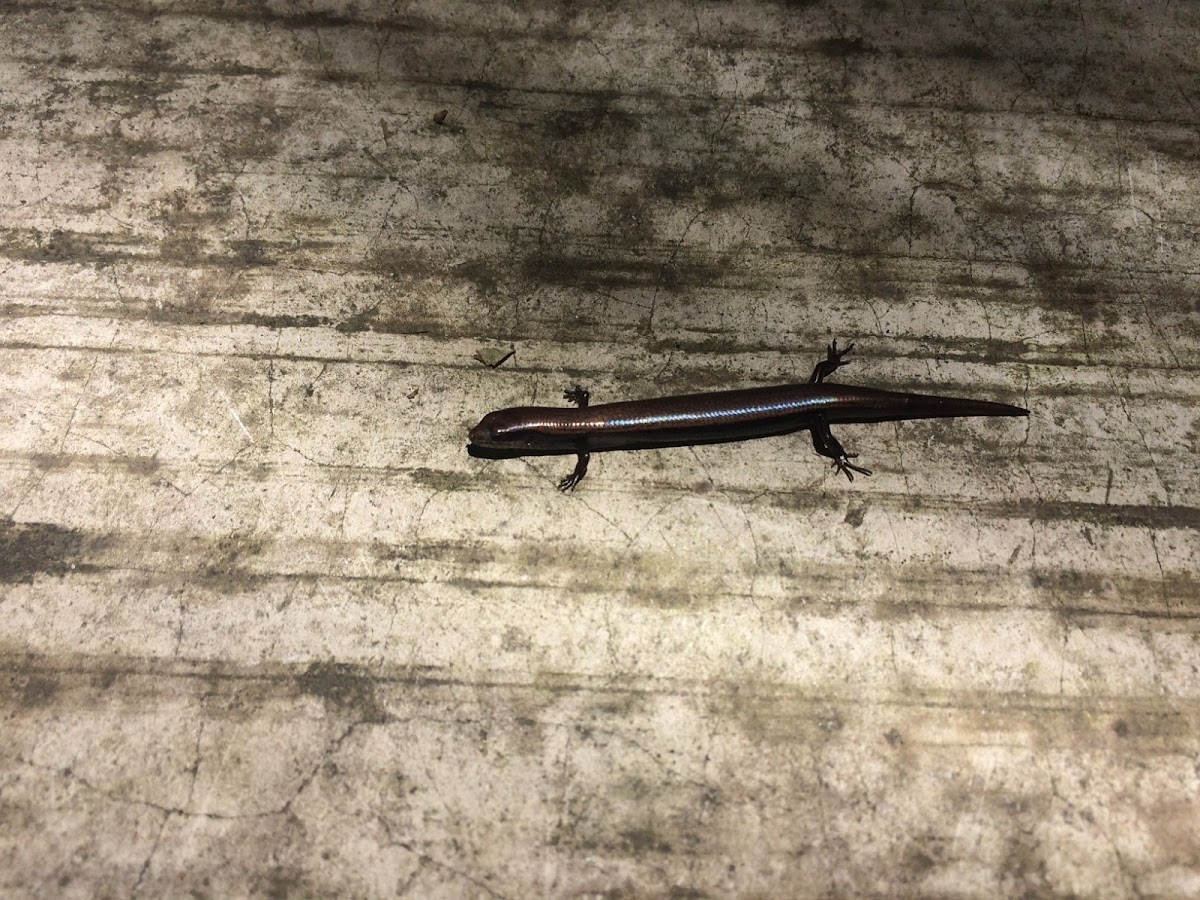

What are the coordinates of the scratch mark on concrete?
(130, 721, 206, 895)
(648, 208, 704, 337)
(1107, 370, 1171, 506)
(389, 836, 512, 899)
(217, 388, 255, 443)
(1147, 531, 1170, 618)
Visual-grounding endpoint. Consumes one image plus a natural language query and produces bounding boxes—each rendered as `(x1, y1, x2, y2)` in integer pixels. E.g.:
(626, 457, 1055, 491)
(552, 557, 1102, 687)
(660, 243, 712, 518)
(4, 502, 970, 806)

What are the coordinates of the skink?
(467, 341, 1028, 490)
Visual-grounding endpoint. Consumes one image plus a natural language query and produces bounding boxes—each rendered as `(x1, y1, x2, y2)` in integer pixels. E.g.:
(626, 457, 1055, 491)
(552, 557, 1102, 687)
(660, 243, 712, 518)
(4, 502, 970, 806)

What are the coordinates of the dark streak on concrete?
(18, 674, 61, 707)
(0, 519, 93, 584)
(519, 253, 743, 291)
(1025, 255, 1113, 320)
(241, 313, 334, 330)
(813, 36, 877, 57)
(296, 661, 388, 724)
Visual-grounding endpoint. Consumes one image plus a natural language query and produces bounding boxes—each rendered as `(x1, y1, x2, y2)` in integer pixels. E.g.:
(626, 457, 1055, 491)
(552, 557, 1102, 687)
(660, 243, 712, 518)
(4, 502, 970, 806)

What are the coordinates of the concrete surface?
(2, 0, 1199, 896)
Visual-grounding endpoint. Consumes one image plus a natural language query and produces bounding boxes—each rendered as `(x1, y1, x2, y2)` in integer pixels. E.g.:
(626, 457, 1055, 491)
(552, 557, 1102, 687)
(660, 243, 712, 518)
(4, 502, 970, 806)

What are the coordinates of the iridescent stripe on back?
(592, 389, 836, 431)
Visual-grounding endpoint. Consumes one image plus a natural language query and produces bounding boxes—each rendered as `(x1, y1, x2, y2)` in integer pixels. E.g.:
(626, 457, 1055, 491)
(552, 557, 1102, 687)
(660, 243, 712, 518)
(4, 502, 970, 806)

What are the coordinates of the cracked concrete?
(2, 0, 1200, 895)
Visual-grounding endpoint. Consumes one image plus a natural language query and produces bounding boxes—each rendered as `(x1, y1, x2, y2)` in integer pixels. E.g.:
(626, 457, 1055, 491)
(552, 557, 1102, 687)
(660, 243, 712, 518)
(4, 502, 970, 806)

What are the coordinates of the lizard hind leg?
(563, 385, 590, 408)
(559, 386, 592, 491)
(809, 339, 856, 384)
(810, 417, 872, 482)
(558, 450, 590, 491)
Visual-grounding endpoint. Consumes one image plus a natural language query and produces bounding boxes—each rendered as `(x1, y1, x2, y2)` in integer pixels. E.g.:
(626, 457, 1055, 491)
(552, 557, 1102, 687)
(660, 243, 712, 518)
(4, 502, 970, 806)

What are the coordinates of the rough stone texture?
(2, 0, 1199, 896)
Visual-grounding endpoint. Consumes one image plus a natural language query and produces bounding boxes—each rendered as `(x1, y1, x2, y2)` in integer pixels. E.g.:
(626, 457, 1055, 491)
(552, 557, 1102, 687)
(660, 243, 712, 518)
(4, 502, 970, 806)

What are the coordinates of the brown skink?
(467, 342, 1028, 490)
